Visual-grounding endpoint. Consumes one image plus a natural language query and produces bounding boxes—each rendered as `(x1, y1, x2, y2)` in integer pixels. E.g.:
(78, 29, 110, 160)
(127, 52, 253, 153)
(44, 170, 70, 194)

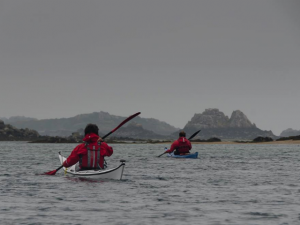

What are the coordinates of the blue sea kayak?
(167, 152, 198, 159)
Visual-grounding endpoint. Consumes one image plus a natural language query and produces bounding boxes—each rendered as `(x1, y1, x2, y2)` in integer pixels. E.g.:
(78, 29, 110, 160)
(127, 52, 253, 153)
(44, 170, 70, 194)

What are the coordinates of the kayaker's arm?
(62, 145, 83, 167)
(165, 142, 177, 154)
(100, 142, 113, 157)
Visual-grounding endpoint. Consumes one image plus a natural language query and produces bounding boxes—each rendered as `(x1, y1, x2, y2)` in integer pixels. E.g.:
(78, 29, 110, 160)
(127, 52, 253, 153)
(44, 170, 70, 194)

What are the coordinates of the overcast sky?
(0, 0, 300, 135)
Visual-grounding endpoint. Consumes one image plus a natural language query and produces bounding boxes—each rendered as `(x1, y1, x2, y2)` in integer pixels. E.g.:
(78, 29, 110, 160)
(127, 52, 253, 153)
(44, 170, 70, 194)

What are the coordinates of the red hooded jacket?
(165, 137, 192, 154)
(62, 133, 113, 169)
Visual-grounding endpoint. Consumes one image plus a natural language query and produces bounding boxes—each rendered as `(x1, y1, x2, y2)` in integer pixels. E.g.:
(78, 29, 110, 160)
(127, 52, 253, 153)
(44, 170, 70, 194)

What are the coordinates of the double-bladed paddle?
(187, 129, 201, 141)
(157, 129, 201, 157)
(43, 112, 141, 175)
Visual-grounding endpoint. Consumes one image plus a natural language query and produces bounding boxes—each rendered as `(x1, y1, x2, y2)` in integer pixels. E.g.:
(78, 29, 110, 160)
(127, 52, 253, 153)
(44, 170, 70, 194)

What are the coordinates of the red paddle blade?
(112, 112, 141, 132)
(102, 112, 141, 139)
(43, 170, 57, 175)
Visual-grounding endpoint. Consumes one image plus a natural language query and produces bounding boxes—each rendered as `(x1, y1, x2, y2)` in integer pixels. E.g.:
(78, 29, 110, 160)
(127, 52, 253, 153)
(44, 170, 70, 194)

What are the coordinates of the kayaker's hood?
(83, 133, 99, 143)
(178, 137, 188, 143)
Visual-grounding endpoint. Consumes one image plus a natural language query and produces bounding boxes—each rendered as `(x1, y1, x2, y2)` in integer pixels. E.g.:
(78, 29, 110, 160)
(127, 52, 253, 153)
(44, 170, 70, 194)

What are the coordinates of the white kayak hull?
(58, 153, 125, 180)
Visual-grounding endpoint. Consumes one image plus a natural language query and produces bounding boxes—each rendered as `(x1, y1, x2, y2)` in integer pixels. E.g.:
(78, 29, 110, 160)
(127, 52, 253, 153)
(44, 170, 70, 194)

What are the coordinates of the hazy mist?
(0, 0, 300, 135)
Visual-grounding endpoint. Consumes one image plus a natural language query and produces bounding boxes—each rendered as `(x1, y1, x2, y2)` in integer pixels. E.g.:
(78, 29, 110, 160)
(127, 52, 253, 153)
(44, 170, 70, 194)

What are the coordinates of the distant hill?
(0, 116, 37, 123)
(112, 122, 169, 140)
(0, 120, 40, 141)
(182, 108, 277, 140)
(74, 122, 169, 140)
(280, 128, 300, 137)
(2, 109, 279, 140)
(7, 111, 179, 137)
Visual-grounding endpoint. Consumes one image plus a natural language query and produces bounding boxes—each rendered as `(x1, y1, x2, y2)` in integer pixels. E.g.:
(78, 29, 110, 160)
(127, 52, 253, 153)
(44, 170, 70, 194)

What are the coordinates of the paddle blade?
(43, 170, 57, 175)
(157, 152, 166, 157)
(43, 165, 64, 175)
(102, 112, 141, 139)
(158, 147, 169, 157)
(188, 130, 201, 140)
(112, 112, 141, 132)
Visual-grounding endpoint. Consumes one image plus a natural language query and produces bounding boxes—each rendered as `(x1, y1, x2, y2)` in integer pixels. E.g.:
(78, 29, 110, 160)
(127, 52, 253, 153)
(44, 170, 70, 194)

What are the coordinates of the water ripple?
(0, 142, 300, 224)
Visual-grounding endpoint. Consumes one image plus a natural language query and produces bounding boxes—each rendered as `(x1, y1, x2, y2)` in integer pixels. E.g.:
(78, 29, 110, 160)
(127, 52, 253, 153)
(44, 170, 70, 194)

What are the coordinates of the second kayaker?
(165, 131, 192, 155)
(62, 124, 113, 170)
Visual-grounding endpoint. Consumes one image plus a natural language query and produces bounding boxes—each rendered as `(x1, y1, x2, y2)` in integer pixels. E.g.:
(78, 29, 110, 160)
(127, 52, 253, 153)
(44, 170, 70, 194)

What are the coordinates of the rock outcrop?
(228, 110, 255, 128)
(182, 109, 276, 140)
(184, 109, 229, 129)
(185, 109, 255, 130)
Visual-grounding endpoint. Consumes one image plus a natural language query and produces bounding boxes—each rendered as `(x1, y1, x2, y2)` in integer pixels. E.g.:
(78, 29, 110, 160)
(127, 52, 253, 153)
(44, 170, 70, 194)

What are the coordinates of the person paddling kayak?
(165, 131, 192, 155)
(62, 124, 113, 171)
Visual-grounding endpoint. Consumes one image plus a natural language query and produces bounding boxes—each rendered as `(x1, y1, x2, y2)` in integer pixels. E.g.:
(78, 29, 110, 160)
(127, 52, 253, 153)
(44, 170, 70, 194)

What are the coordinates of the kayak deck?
(58, 152, 125, 180)
(167, 152, 198, 159)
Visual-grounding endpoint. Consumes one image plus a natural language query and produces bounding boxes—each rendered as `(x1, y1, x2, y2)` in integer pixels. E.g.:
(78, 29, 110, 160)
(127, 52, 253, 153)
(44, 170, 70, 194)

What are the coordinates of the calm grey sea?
(1, 142, 300, 225)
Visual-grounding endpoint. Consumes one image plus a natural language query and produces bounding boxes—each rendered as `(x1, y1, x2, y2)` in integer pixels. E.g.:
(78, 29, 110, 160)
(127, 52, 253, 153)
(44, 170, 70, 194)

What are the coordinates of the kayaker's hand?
(98, 137, 103, 142)
(62, 160, 68, 168)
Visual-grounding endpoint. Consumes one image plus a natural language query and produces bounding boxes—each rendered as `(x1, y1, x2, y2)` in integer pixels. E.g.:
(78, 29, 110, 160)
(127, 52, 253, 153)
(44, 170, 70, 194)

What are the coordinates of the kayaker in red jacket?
(62, 124, 113, 170)
(165, 131, 192, 155)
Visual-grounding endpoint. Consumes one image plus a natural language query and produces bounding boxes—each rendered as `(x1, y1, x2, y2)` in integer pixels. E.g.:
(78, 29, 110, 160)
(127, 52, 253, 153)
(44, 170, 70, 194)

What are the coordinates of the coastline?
(128, 140, 300, 145)
(189, 140, 300, 145)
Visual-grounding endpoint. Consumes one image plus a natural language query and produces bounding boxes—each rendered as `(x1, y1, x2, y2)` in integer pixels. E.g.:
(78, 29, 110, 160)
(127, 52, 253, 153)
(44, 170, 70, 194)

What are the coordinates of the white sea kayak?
(58, 152, 125, 180)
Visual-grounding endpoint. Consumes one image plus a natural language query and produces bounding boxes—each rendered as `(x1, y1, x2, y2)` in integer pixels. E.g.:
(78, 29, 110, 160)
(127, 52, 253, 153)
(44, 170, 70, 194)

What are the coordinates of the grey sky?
(0, 0, 299, 135)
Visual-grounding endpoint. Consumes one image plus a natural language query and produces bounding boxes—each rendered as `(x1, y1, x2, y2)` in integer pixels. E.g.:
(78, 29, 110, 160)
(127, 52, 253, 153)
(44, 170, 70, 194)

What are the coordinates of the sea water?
(1, 142, 300, 225)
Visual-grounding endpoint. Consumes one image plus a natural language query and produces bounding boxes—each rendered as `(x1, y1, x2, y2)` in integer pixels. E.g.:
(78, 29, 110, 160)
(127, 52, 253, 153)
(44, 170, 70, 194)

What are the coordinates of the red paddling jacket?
(62, 133, 113, 169)
(165, 137, 192, 155)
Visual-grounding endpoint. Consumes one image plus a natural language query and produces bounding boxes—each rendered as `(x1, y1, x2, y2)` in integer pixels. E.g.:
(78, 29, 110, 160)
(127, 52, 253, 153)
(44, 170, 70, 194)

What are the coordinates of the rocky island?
(182, 109, 277, 140)
(280, 128, 300, 137)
